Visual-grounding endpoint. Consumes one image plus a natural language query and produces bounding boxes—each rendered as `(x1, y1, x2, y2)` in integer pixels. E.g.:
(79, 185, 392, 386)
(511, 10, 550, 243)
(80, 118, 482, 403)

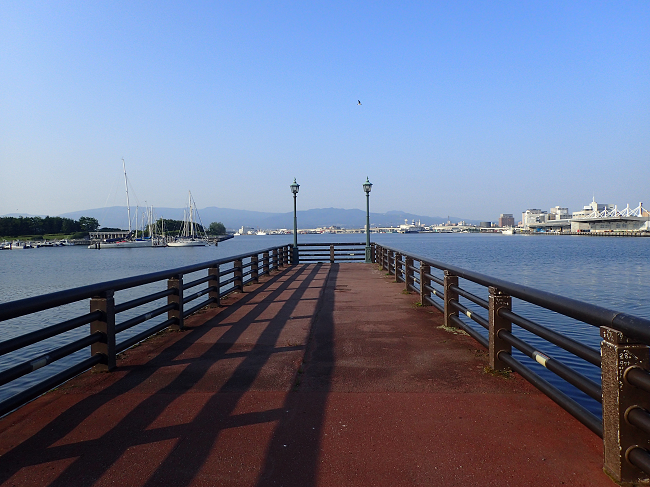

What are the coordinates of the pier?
(1, 243, 649, 485)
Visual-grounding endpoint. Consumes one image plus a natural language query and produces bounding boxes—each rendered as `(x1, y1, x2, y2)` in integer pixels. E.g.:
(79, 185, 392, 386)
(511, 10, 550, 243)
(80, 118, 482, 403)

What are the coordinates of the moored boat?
(9, 241, 34, 249)
(89, 159, 159, 249)
(167, 191, 211, 247)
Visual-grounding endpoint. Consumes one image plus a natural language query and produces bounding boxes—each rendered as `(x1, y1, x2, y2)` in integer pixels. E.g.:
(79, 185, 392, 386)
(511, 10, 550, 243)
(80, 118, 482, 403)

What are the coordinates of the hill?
(51, 207, 478, 230)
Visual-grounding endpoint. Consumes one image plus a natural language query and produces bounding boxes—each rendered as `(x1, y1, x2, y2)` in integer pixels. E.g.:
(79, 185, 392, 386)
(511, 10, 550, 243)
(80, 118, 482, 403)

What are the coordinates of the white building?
(548, 206, 570, 220)
(521, 209, 547, 229)
(570, 199, 649, 232)
(525, 199, 650, 233)
(572, 198, 615, 219)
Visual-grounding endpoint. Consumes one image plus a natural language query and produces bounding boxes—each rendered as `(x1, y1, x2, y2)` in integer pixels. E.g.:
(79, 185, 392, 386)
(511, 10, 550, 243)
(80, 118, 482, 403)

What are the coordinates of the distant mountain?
(256, 208, 478, 229)
(56, 206, 479, 230)
(57, 206, 280, 230)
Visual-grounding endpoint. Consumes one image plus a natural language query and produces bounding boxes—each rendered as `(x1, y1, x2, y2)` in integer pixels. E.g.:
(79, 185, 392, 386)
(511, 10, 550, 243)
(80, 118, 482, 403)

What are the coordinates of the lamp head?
(363, 177, 372, 194)
(290, 178, 300, 195)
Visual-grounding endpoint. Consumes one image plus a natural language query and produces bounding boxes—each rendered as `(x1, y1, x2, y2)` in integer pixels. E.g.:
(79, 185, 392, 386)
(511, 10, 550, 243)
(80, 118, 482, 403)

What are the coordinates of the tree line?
(156, 219, 226, 236)
(0, 215, 227, 238)
(0, 216, 100, 238)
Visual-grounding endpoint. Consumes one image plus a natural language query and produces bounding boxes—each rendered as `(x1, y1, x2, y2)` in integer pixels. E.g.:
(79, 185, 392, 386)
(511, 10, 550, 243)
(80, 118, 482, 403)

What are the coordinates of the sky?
(1, 1, 649, 221)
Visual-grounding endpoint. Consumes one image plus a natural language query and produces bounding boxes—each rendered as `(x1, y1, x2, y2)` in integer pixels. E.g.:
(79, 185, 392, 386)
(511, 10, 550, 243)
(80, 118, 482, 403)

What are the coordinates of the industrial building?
(523, 199, 650, 233)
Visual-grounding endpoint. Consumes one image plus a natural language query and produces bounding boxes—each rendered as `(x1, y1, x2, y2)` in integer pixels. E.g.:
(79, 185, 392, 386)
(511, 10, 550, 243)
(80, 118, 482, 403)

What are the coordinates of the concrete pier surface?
(0, 263, 612, 486)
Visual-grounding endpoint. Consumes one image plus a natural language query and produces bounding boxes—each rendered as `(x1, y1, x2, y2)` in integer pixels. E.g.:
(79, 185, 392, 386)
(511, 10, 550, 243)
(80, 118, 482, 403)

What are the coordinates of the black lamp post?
(290, 178, 300, 264)
(363, 177, 373, 263)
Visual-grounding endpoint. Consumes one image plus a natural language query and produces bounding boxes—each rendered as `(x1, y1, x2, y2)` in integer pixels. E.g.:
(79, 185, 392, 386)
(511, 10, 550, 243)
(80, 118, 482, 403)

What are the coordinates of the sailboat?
(88, 159, 152, 249)
(167, 191, 210, 247)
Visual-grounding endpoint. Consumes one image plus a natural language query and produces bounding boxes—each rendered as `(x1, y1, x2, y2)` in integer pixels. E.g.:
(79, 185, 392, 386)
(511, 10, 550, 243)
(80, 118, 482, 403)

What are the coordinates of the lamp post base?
(292, 246, 299, 265)
(365, 246, 372, 263)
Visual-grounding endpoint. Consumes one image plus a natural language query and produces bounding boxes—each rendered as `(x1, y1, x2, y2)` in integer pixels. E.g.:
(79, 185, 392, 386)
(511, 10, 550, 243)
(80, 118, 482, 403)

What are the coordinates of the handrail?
(3, 240, 649, 484)
(295, 242, 369, 264)
(0, 244, 292, 418)
(374, 242, 650, 484)
(376, 244, 650, 339)
(0, 246, 288, 321)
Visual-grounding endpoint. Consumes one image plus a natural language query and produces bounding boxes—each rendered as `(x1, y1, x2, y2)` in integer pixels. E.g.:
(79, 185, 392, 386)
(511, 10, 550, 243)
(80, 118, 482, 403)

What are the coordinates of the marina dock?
(0, 262, 612, 486)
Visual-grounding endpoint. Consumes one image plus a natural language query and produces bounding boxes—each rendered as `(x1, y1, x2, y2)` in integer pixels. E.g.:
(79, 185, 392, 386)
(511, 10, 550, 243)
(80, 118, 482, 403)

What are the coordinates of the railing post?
(263, 252, 269, 275)
(443, 270, 458, 329)
(90, 290, 116, 371)
(330, 244, 335, 264)
(388, 250, 394, 275)
(371, 243, 376, 263)
(394, 253, 402, 283)
(208, 265, 220, 307)
(488, 287, 512, 371)
(601, 326, 650, 483)
(420, 263, 430, 306)
(285, 245, 290, 266)
(234, 259, 243, 291)
(272, 248, 278, 270)
(168, 274, 184, 331)
(404, 256, 413, 292)
(252, 254, 259, 283)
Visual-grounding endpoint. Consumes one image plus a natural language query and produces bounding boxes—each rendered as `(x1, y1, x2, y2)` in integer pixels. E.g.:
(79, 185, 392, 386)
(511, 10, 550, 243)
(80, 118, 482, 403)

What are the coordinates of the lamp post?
(290, 178, 300, 264)
(363, 177, 373, 263)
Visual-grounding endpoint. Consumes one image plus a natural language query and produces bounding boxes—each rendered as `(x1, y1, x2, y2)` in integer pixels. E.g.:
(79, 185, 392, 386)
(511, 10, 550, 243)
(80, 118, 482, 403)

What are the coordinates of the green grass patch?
(437, 324, 469, 336)
(483, 366, 512, 379)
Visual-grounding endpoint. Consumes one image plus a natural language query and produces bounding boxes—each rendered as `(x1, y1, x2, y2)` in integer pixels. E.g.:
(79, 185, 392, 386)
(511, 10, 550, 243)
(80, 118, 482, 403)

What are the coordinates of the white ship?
(398, 219, 425, 234)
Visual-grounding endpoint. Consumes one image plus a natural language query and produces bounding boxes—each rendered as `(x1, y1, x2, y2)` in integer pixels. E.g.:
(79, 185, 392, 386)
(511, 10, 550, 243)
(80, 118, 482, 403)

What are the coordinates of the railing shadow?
(0, 263, 334, 487)
(254, 263, 338, 486)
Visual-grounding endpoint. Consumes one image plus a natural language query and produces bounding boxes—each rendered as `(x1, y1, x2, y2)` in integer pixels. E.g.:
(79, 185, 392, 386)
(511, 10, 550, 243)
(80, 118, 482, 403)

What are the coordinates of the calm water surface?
(1, 233, 649, 416)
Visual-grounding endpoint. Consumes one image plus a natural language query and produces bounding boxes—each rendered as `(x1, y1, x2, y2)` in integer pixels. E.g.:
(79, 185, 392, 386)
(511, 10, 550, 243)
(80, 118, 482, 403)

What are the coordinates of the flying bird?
(358, 100, 362, 105)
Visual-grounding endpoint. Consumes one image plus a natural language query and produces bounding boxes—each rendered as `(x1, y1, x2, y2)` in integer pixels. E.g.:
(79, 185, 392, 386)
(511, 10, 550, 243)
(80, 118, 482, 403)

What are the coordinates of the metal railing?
(0, 244, 291, 418)
(374, 243, 650, 484)
(293, 242, 370, 263)
(4, 239, 650, 483)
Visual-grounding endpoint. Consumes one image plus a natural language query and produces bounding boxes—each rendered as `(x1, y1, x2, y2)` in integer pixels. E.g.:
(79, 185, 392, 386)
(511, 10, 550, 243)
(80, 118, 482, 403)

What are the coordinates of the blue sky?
(1, 1, 648, 221)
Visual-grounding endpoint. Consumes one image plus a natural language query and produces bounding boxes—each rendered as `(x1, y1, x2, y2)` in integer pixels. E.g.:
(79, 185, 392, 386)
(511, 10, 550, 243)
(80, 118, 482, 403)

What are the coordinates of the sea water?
(1, 233, 649, 416)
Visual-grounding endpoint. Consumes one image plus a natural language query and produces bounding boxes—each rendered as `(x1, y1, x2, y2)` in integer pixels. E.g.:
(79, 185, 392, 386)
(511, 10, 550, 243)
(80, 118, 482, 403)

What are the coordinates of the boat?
(88, 159, 155, 249)
(398, 219, 425, 234)
(501, 227, 516, 235)
(9, 241, 34, 249)
(256, 231, 267, 236)
(167, 191, 210, 247)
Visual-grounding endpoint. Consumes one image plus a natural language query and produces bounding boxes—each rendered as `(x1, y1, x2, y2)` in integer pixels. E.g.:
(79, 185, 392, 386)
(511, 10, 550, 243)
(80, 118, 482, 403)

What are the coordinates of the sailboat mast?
(188, 191, 194, 239)
(123, 158, 132, 233)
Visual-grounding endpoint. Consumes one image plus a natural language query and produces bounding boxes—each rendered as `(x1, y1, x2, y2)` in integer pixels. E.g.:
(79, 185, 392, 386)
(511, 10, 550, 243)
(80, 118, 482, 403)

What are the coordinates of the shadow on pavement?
(0, 263, 335, 487)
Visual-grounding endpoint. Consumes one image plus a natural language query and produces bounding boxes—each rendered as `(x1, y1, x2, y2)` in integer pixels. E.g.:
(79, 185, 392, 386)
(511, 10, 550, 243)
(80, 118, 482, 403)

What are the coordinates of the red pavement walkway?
(0, 263, 613, 486)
